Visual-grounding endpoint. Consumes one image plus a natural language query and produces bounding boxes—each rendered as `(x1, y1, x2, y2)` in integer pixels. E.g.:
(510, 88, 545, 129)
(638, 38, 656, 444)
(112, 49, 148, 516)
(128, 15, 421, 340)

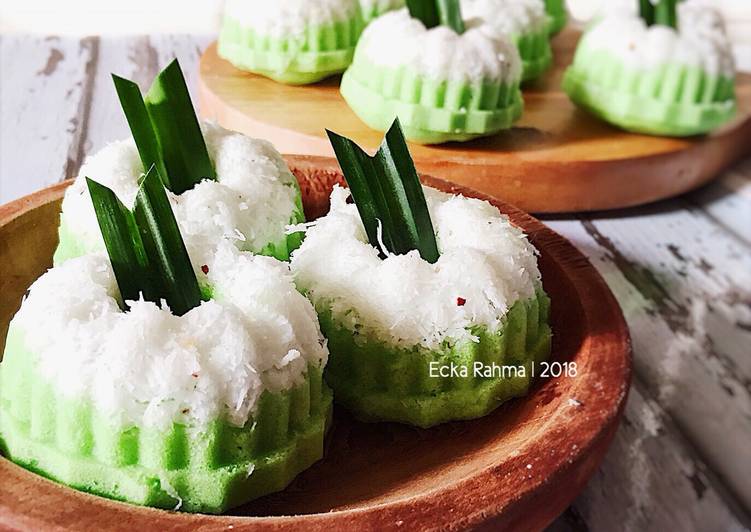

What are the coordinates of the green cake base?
(341, 61, 523, 144)
(515, 29, 553, 82)
(218, 16, 364, 85)
(563, 48, 737, 136)
(0, 326, 333, 513)
(320, 290, 552, 427)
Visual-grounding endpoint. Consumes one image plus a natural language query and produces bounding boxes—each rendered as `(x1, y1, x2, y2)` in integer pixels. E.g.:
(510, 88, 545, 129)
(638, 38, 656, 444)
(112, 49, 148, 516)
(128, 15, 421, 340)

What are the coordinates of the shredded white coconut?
(580, 2, 735, 77)
(290, 185, 542, 349)
(159, 473, 183, 510)
(461, 0, 548, 37)
(355, 8, 522, 83)
(13, 244, 328, 431)
(60, 122, 300, 270)
(223, 0, 360, 38)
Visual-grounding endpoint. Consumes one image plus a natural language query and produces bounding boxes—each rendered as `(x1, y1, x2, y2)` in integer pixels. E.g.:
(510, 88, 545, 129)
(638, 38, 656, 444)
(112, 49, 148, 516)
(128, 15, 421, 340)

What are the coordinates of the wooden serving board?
(199, 30, 751, 213)
(0, 159, 631, 531)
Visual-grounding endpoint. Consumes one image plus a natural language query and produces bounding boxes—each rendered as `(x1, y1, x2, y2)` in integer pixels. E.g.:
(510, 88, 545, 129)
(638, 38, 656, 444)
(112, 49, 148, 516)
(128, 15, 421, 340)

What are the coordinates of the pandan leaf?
(640, 0, 680, 28)
(406, 0, 465, 34)
(327, 131, 391, 255)
(639, 0, 655, 26)
(406, 0, 441, 28)
(112, 75, 170, 189)
(326, 119, 439, 264)
(378, 121, 439, 263)
(144, 59, 215, 195)
(113, 59, 215, 194)
(87, 166, 202, 315)
(653, 0, 678, 29)
(86, 177, 158, 306)
(134, 165, 203, 316)
(436, 0, 465, 34)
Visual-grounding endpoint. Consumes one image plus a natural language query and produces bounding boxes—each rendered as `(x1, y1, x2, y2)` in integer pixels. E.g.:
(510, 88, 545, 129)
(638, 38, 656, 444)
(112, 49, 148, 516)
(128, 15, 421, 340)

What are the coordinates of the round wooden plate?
(198, 30, 751, 213)
(0, 158, 631, 531)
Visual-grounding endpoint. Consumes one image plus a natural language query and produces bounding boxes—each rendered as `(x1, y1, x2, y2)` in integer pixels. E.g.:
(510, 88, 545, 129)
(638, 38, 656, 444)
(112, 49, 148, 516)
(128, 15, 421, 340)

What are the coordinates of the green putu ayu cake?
(292, 187, 550, 427)
(55, 62, 305, 267)
(340, 7, 523, 144)
(562, 2, 737, 136)
(55, 124, 305, 267)
(218, 0, 365, 84)
(0, 171, 331, 513)
(462, 0, 553, 81)
(359, 0, 406, 23)
(290, 122, 551, 427)
(544, 0, 567, 35)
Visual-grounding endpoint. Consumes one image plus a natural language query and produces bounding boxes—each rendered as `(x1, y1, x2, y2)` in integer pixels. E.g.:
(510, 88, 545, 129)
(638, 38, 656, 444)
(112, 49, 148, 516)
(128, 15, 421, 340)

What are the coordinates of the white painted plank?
(545, 211, 751, 511)
(551, 384, 748, 531)
(83, 37, 151, 157)
(689, 157, 751, 244)
(0, 35, 97, 203)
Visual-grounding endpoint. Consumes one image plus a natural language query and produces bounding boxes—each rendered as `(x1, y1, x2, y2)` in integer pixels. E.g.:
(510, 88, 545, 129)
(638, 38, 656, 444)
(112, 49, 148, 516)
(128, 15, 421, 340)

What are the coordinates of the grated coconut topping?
(60, 122, 300, 271)
(290, 185, 542, 349)
(355, 8, 522, 83)
(14, 243, 328, 430)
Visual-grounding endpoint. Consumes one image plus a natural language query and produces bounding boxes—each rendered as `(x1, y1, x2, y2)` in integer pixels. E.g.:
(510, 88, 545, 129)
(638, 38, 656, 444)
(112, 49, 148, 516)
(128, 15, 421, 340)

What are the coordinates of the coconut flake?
(158, 473, 183, 511)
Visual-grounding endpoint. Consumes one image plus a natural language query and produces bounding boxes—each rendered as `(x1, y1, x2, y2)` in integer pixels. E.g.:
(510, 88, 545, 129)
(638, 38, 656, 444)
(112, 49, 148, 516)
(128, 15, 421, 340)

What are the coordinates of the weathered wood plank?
(688, 157, 751, 245)
(0, 35, 98, 203)
(82, 37, 152, 156)
(544, 208, 751, 512)
(550, 383, 749, 531)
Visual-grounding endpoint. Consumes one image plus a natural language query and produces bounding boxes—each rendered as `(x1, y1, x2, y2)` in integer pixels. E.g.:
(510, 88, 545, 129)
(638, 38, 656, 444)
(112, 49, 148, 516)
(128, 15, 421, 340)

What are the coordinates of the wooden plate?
(0, 158, 631, 531)
(198, 30, 751, 213)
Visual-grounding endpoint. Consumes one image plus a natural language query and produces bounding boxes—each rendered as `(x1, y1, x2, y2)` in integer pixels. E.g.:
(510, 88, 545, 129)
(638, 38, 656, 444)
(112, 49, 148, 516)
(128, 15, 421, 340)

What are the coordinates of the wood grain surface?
(0, 163, 631, 531)
(0, 34, 749, 531)
(197, 30, 751, 213)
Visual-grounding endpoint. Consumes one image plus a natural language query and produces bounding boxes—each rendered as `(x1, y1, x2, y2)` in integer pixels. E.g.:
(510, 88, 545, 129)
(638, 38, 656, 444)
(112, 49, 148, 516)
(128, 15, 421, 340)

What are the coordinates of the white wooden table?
(1, 34, 750, 532)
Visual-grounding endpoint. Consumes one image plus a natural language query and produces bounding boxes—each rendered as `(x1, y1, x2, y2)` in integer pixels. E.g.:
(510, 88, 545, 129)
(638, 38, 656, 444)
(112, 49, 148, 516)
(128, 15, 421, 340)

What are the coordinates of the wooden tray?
(0, 158, 631, 531)
(198, 30, 751, 213)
